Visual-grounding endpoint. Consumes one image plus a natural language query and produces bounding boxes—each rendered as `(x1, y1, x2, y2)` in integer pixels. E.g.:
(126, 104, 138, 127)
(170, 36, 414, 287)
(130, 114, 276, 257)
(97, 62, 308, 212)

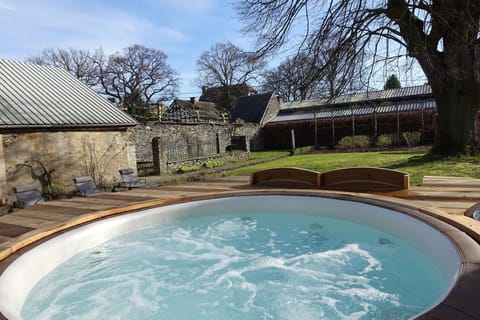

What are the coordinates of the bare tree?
(96, 44, 179, 122)
(262, 54, 323, 101)
(263, 44, 367, 102)
(28, 45, 180, 123)
(27, 47, 100, 87)
(196, 42, 265, 110)
(237, 1, 480, 155)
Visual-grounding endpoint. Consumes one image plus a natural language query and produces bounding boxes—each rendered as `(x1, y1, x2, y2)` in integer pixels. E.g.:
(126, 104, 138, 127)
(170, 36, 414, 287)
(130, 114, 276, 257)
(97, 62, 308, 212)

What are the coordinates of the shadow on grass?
(385, 151, 480, 171)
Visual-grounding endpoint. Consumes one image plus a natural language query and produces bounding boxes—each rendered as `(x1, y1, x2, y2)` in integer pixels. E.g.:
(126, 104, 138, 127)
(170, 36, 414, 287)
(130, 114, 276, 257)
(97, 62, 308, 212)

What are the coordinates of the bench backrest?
(320, 167, 409, 191)
(250, 167, 321, 189)
(13, 184, 44, 208)
(119, 168, 139, 187)
(73, 176, 99, 196)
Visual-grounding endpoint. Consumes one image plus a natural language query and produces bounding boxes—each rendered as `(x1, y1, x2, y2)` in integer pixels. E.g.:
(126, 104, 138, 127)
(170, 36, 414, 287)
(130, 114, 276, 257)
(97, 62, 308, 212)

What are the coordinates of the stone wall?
(135, 122, 263, 164)
(2, 129, 136, 201)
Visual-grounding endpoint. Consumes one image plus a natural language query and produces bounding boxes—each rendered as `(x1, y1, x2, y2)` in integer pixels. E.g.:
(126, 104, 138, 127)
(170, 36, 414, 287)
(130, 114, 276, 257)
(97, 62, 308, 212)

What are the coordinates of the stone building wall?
(135, 122, 262, 163)
(2, 129, 136, 201)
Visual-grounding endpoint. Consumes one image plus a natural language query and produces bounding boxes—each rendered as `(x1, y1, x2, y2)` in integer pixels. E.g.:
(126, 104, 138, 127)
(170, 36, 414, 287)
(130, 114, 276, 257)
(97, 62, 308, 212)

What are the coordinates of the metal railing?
(166, 139, 218, 162)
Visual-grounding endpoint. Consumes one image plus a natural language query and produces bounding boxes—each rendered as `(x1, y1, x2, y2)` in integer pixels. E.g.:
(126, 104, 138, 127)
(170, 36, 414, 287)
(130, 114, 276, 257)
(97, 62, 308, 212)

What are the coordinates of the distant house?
(231, 92, 281, 126)
(199, 84, 258, 111)
(264, 85, 438, 149)
(0, 60, 138, 202)
(161, 98, 227, 123)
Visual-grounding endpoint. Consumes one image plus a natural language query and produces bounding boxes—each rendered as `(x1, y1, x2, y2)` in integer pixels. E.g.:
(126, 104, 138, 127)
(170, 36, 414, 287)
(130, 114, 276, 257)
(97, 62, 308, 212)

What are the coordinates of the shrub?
(337, 135, 371, 149)
(203, 159, 225, 169)
(177, 165, 200, 173)
(376, 134, 394, 147)
(402, 131, 421, 147)
(376, 133, 404, 147)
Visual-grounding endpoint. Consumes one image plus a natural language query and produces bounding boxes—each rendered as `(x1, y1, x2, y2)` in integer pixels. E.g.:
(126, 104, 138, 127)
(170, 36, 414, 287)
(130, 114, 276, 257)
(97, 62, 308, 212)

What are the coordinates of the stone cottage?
(0, 60, 138, 202)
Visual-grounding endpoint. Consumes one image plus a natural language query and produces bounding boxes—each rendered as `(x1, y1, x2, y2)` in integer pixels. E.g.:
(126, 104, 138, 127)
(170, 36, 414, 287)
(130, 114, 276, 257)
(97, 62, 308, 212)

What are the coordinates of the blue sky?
(0, 0, 255, 98)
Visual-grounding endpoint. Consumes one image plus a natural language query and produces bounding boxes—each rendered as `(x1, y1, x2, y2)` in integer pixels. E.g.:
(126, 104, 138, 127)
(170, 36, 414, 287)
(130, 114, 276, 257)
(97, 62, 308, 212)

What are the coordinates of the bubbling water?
(22, 212, 447, 320)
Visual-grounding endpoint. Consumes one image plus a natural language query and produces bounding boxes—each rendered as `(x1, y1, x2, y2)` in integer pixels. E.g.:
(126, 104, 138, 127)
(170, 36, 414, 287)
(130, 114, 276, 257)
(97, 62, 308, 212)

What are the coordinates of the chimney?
(190, 97, 196, 105)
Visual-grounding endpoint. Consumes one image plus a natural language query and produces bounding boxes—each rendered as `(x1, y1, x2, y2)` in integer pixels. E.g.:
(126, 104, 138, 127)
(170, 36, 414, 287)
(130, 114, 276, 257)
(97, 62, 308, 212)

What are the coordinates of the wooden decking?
(1, 174, 480, 261)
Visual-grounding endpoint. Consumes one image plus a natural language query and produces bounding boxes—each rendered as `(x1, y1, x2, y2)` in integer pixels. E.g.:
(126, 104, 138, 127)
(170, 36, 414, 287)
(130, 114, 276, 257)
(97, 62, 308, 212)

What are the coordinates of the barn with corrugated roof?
(264, 85, 438, 149)
(0, 60, 138, 202)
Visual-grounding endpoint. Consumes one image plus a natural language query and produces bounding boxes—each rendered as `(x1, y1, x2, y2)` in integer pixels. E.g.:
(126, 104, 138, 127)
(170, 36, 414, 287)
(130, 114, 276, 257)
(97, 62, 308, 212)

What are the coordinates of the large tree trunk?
(386, 0, 480, 155)
(431, 83, 479, 154)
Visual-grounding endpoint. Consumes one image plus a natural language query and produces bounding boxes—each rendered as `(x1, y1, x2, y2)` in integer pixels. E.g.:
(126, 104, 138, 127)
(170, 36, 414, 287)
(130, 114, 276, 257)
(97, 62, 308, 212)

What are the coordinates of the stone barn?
(0, 60, 138, 203)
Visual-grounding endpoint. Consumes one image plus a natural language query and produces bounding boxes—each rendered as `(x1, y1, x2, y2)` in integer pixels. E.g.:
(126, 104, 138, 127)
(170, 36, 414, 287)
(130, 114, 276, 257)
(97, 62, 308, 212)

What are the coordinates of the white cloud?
(0, 0, 248, 98)
(0, 0, 191, 58)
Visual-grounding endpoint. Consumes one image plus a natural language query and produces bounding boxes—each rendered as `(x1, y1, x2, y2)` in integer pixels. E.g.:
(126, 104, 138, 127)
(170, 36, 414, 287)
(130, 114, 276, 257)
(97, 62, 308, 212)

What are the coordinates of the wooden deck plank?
(10, 210, 91, 222)
(86, 194, 157, 202)
(37, 201, 126, 211)
(422, 176, 480, 188)
(0, 223, 34, 238)
(159, 184, 238, 192)
(62, 197, 148, 206)
(0, 215, 58, 229)
(10, 204, 93, 215)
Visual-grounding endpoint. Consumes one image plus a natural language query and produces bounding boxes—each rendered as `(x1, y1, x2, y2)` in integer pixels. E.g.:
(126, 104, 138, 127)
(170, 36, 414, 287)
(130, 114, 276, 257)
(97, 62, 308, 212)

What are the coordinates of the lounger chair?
(117, 168, 147, 190)
(73, 176, 105, 196)
(12, 184, 44, 209)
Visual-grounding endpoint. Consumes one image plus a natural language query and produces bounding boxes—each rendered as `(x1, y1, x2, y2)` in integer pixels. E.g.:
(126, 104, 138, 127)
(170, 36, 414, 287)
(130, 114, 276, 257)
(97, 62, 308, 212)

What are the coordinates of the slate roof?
(0, 60, 137, 129)
(161, 99, 225, 123)
(231, 92, 274, 123)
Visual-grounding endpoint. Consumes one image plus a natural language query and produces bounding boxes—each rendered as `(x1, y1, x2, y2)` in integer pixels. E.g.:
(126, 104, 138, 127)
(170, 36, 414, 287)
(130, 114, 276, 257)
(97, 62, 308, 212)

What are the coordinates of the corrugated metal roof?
(0, 60, 137, 129)
(270, 99, 436, 123)
(280, 84, 432, 111)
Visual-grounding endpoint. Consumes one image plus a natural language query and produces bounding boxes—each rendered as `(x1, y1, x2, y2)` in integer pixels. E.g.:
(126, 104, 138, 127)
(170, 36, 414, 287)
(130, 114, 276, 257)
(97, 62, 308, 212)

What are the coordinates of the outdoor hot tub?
(0, 193, 478, 319)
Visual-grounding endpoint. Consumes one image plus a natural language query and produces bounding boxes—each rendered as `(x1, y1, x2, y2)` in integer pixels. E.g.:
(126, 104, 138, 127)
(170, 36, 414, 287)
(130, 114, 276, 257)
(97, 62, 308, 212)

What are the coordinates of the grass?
(229, 149, 480, 185)
(249, 150, 291, 160)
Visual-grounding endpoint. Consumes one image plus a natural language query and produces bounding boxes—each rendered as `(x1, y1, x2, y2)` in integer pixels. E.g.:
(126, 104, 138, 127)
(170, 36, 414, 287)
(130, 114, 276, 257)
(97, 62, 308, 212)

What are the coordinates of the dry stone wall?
(135, 123, 263, 164)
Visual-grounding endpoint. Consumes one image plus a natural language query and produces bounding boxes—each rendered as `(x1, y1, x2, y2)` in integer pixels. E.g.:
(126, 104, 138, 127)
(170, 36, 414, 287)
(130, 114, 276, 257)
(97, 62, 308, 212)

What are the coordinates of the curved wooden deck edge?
(0, 189, 480, 319)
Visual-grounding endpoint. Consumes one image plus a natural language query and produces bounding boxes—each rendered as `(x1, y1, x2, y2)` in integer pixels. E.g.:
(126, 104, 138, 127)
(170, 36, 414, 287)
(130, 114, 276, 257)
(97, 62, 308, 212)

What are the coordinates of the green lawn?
(230, 149, 480, 185)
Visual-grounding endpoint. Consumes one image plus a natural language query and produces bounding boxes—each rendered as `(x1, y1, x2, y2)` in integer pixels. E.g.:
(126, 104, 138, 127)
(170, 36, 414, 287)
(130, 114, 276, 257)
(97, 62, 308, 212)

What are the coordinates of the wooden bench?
(320, 167, 409, 192)
(250, 167, 321, 189)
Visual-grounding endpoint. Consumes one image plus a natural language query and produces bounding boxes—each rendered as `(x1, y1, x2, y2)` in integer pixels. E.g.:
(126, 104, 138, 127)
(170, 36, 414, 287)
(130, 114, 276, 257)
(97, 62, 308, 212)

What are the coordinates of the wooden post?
(351, 106, 355, 137)
(314, 105, 318, 147)
(421, 104, 425, 144)
(331, 109, 336, 147)
(396, 103, 400, 139)
(290, 129, 296, 155)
